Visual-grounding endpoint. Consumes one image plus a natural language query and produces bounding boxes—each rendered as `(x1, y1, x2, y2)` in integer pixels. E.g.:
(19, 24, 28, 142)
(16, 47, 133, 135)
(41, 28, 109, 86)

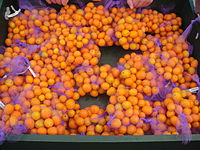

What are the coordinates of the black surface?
(1, 141, 200, 150)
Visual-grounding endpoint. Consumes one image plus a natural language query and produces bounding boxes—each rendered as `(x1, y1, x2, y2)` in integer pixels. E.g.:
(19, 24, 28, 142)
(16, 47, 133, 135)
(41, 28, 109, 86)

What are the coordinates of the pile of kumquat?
(0, 2, 199, 144)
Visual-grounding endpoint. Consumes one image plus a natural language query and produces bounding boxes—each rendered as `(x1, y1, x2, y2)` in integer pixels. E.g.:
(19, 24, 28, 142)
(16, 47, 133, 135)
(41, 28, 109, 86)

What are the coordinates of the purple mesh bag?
(49, 82, 66, 96)
(176, 113, 192, 144)
(15, 40, 41, 55)
(188, 45, 194, 55)
(159, 22, 171, 28)
(145, 81, 176, 101)
(104, 0, 126, 10)
(141, 105, 167, 135)
(143, 57, 176, 101)
(140, 118, 152, 123)
(2, 56, 36, 79)
(90, 112, 107, 121)
(106, 113, 117, 127)
(159, 3, 176, 14)
(74, 65, 92, 73)
(178, 16, 200, 55)
(53, 68, 60, 76)
(141, 118, 166, 135)
(0, 46, 5, 54)
(12, 124, 27, 135)
(74, 0, 85, 9)
(0, 128, 5, 145)
(181, 16, 200, 41)
(116, 63, 125, 72)
(10, 88, 20, 104)
(153, 37, 162, 47)
(18, 0, 47, 10)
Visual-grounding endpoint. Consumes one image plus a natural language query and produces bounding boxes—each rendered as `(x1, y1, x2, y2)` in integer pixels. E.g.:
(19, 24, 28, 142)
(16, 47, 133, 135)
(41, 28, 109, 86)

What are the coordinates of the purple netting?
(53, 68, 60, 76)
(64, 21, 87, 28)
(0, 128, 5, 145)
(51, 82, 64, 89)
(12, 124, 27, 134)
(181, 16, 200, 41)
(116, 63, 125, 72)
(153, 37, 162, 47)
(90, 112, 107, 121)
(0, 46, 5, 54)
(190, 75, 200, 85)
(14, 40, 44, 55)
(104, 0, 126, 10)
(52, 90, 66, 96)
(159, 22, 172, 27)
(111, 34, 119, 42)
(74, 65, 92, 73)
(160, 3, 176, 14)
(10, 89, 20, 104)
(188, 44, 193, 54)
(176, 113, 192, 144)
(106, 113, 117, 127)
(158, 53, 168, 61)
(145, 81, 176, 101)
(142, 117, 166, 135)
(91, 81, 100, 85)
(140, 118, 152, 123)
(74, 0, 85, 9)
(18, 0, 47, 10)
(49, 82, 67, 96)
(33, 27, 41, 34)
(4, 56, 31, 77)
(153, 106, 162, 112)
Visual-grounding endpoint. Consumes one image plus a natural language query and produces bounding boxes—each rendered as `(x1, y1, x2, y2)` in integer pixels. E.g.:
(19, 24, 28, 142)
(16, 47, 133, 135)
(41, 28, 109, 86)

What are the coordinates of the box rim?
(6, 134, 200, 143)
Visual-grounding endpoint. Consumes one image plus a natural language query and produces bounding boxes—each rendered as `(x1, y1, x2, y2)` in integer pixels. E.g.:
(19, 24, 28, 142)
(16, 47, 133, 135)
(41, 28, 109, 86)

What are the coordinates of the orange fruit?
(110, 118, 121, 129)
(44, 118, 54, 128)
(4, 104, 14, 115)
(25, 118, 35, 129)
(41, 108, 52, 119)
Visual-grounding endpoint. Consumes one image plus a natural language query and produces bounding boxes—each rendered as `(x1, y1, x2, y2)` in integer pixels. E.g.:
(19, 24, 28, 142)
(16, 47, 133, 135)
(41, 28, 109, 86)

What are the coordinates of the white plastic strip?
(28, 67, 37, 78)
(5, 5, 21, 20)
(0, 101, 5, 109)
(185, 87, 199, 93)
(195, 32, 199, 39)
